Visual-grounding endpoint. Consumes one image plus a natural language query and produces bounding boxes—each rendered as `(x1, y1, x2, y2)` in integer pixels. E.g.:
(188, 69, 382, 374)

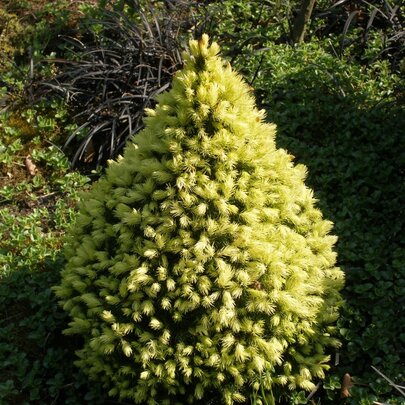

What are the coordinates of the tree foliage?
(54, 36, 344, 404)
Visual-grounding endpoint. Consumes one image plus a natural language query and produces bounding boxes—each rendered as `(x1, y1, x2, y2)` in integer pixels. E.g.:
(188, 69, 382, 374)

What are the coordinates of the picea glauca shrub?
(54, 35, 344, 405)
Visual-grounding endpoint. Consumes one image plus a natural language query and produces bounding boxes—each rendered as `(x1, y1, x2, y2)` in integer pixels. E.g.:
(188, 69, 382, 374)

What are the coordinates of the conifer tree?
(54, 35, 344, 404)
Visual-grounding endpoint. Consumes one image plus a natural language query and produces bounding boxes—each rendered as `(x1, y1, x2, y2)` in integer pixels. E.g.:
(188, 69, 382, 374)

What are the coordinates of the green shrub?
(237, 41, 404, 403)
(200, 0, 293, 59)
(54, 35, 344, 404)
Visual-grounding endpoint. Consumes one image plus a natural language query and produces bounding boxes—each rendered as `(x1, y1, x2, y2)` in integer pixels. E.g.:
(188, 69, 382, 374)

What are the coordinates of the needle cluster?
(54, 35, 344, 404)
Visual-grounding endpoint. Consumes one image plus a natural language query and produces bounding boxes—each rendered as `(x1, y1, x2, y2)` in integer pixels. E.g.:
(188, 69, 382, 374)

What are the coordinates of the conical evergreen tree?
(54, 35, 344, 404)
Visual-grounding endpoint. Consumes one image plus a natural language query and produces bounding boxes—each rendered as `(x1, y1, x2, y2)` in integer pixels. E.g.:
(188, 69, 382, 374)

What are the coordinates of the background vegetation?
(0, 0, 404, 404)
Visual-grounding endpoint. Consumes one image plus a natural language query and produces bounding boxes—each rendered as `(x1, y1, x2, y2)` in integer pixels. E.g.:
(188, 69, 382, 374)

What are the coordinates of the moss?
(0, 9, 27, 73)
(54, 35, 344, 404)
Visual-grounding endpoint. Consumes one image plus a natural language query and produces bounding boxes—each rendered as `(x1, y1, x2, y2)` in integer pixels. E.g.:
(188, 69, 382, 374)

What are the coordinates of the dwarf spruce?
(54, 35, 344, 404)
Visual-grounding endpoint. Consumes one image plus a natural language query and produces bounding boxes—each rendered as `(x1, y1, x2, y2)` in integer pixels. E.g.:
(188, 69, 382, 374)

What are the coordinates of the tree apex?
(188, 34, 220, 61)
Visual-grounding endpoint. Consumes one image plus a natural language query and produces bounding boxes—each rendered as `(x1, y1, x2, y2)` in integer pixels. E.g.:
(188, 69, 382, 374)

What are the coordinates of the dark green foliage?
(0, 262, 107, 404)
(198, 0, 404, 75)
(0, 97, 104, 403)
(238, 42, 404, 403)
(200, 0, 293, 57)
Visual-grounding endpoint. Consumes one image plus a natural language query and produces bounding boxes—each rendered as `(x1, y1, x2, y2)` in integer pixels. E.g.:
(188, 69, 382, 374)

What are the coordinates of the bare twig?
(371, 366, 405, 398)
(306, 382, 321, 401)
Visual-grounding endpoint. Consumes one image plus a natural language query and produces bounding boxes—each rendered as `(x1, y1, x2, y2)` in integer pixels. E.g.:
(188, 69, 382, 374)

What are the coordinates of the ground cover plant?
(0, 98, 111, 403)
(54, 35, 344, 405)
(0, 3, 110, 399)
